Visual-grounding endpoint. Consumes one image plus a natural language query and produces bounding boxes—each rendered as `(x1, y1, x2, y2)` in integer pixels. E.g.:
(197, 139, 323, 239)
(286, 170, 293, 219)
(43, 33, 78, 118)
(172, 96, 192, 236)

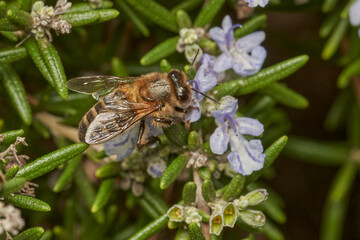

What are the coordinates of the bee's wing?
(67, 75, 136, 100)
(84, 91, 160, 144)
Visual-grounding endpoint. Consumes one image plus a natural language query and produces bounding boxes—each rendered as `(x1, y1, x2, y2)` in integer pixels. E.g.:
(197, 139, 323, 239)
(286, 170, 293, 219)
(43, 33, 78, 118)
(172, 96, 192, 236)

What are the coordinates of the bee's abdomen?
(78, 101, 105, 142)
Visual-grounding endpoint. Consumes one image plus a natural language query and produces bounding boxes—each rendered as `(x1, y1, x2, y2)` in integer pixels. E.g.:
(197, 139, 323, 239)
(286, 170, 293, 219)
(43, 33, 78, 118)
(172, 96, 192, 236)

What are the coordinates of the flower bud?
(239, 210, 266, 227)
(222, 203, 238, 227)
(185, 207, 202, 226)
(188, 130, 201, 151)
(233, 198, 249, 211)
(244, 189, 268, 206)
(167, 205, 185, 222)
(210, 211, 224, 236)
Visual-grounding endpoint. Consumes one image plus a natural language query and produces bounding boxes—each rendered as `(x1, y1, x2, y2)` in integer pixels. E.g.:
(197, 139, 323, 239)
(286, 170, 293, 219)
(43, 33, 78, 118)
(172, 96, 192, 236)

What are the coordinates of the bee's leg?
(153, 117, 173, 126)
(174, 107, 188, 114)
(137, 119, 161, 149)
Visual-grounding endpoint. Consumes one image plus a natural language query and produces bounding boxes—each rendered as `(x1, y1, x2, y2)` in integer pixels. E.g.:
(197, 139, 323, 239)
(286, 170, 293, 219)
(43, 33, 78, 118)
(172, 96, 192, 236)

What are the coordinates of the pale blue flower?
(244, 0, 269, 7)
(209, 96, 265, 175)
(104, 117, 163, 161)
(349, 0, 360, 37)
(209, 15, 267, 76)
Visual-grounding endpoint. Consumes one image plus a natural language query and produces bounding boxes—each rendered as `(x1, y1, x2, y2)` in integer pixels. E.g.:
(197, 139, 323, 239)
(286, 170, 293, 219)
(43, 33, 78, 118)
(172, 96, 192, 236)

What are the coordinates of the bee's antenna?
(187, 49, 200, 80)
(191, 88, 219, 104)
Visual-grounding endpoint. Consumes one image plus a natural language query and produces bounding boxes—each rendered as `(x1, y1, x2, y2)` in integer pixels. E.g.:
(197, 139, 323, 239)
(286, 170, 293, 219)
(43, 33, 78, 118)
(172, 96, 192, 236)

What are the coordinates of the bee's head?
(168, 69, 191, 104)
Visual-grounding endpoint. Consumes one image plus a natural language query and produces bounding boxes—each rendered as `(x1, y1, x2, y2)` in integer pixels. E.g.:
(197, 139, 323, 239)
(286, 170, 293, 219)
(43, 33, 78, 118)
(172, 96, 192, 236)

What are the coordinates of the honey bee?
(67, 69, 193, 147)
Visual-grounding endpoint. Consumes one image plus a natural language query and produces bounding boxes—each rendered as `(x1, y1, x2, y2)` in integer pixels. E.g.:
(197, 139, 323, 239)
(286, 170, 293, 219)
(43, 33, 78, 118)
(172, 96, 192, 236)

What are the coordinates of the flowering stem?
(193, 168, 210, 240)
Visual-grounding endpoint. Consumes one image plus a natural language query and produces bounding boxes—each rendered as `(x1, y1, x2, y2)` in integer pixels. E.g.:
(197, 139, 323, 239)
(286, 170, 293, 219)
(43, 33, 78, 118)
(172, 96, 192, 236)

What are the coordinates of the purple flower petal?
(194, 66, 217, 101)
(221, 15, 233, 33)
(185, 93, 201, 122)
(214, 53, 233, 73)
(236, 31, 266, 52)
(234, 117, 264, 136)
(244, 0, 270, 7)
(104, 123, 139, 161)
(209, 26, 226, 50)
(232, 46, 266, 76)
(210, 123, 230, 154)
(210, 96, 238, 124)
(350, 0, 360, 26)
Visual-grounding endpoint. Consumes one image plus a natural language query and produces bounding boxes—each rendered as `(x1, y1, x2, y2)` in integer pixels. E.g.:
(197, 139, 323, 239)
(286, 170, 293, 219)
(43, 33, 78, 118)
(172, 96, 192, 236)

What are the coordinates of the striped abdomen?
(78, 101, 105, 142)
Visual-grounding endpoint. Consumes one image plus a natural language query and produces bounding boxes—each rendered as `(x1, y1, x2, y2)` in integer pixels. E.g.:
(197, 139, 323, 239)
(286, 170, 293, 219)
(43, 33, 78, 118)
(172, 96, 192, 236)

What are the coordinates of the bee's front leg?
(137, 119, 161, 149)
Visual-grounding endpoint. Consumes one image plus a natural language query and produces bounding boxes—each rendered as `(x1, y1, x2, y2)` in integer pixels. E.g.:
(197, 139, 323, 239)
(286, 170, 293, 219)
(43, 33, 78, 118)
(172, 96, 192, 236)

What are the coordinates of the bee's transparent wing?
(66, 75, 136, 100)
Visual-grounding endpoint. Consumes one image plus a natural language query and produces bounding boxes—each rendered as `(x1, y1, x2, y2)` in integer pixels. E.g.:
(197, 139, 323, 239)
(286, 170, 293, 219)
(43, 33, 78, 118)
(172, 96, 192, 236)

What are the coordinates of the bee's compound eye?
(169, 71, 179, 82)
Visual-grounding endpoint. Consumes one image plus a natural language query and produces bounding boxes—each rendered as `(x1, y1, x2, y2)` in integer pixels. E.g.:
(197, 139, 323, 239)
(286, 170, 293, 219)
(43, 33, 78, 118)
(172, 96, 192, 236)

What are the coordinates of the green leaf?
(188, 131, 201, 151)
(5, 165, 19, 179)
(321, 0, 339, 12)
(142, 187, 168, 214)
(320, 162, 356, 240)
(198, 167, 211, 180)
(194, 0, 226, 27)
(13, 227, 44, 240)
(115, 0, 150, 37)
(176, 10, 192, 29)
(0, 1, 6, 17)
(128, 214, 168, 240)
(222, 174, 245, 201)
(0, 177, 26, 197)
(111, 57, 129, 76)
(0, 18, 21, 31)
(1, 31, 19, 42)
(67, 1, 113, 13)
(160, 59, 172, 73)
(95, 162, 121, 178)
(0, 46, 27, 64)
(138, 198, 161, 219)
(163, 123, 189, 147)
(37, 37, 68, 99)
(189, 223, 205, 240)
(234, 14, 267, 39)
(324, 89, 351, 131)
(126, 0, 178, 33)
(283, 136, 349, 165)
(160, 154, 188, 189)
(7, 9, 33, 28)
(62, 9, 119, 27)
(53, 154, 82, 192)
(0, 64, 32, 125)
(246, 136, 288, 184)
(24, 37, 55, 87)
(337, 58, 360, 88)
(262, 220, 285, 240)
(5, 195, 51, 212)
(348, 103, 360, 147)
(1, 129, 24, 145)
(140, 37, 179, 66)
(319, 9, 340, 38)
(182, 181, 197, 205)
(213, 55, 309, 98)
(16, 143, 88, 181)
(39, 230, 53, 240)
(171, 0, 204, 13)
(202, 179, 216, 202)
(175, 227, 190, 240)
(322, 19, 348, 60)
(260, 83, 308, 109)
(91, 178, 115, 213)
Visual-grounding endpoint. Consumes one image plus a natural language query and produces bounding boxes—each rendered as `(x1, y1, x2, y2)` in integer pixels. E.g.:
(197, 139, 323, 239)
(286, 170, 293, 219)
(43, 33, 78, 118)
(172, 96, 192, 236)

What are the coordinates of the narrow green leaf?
(24, 37, 55, 87)
(183, 181, 197, 205)
(16, 143, 88, 181)
(260, 83, 308, 109)
(1, 31, 19, 42)
(176, 10, 192, 29)
(142, 187, 168, 214)
(0, 46, 27, 63)
(340, 0, 356, 19)
(322, 0, 339, 12)
(160, 59, 172, 73)
(188, 131, 201, 151)
(324, 89, 351, 131)
(7, 9, 33, 28)
(175, 227, 190, 240)
(198, 167, 211, 180)
(1, 129, 24, 145)
(126, 0, 178, 32)
(160, 154, 188, 189)
(67, 1, 113, 13)
(0, 64, 32, 125)
(246, 136, 288, 184)
(319, 10, 340, 38)
(53, 154, 82, 192)
(189, 223, 206, 240)
(39, 230, 53, 240)
(222, 174, 245, 201)
(348, 104, 360, 147)
(283, 136, 349, 165)
(115, 0, 150, 37)
(138, 197, 161, 219)
(213, 55, 309, 98)
(37, 37, 68, 99)
(91, 178, 115, 213)
(202, 179, 216, 202)
(5, 195, 51, 212)
(128, 214, 168, 240)
(32, 118, 51, 139)
(337, 58, 360, 88)
(234, 14, 267, 39)
(62, 9, 119, 27)
(0, 177, 26, 197)
(5, 165, 19, 179)
(242, 95, 276, 118)
(163, 123, 189, 147)
(140, 36, 179, 66)
(13, 227, 44, 240)
(0, 18, 21, 31)
(0, 1, 6, 17)
(171, 0, 204, 13)
(95, 162, 121, 178)
(111, 57, 129, 76)
(194, 0, 225, 27)
(322, 19, 348, 60)
(320, 162, 356, 240)
(262, 220, 285, 240)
